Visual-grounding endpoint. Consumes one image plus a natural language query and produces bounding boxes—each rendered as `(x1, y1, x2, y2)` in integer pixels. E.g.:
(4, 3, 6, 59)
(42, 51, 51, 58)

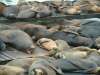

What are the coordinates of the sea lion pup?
(0, 65, 25, 75)
(0, 29, 35, 54)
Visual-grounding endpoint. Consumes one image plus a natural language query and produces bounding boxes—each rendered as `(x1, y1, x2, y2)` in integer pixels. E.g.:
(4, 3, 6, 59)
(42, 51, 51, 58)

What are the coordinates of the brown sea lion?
(11, 22, 47, 36)
(0, 2, 6, 15)
(0, 29, 35, 54)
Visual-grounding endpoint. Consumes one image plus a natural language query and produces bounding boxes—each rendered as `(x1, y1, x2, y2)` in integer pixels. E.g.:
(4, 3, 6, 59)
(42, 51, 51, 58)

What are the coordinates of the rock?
(0, 29, 35, 54)
(37, 38, 57, 51)
(0, 65, 25, 75)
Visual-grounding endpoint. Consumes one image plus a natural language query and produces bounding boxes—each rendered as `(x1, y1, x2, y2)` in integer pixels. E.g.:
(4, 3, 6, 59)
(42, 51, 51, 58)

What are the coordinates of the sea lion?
(37, 38, 57, 51)
(55, 40, 70, 51)
(2, 5, 19, 18)
(31, 27, 51, 40)
(0, 65, 25, 75)
(0, 2, 6, 15)
(50, 31, 93, 47)
(29, 56, 99, 75)
(79, 19, 100, 38)
(11, 22, 47, 36)
(6, 58, 36, 71)
(0, 29, 35, 54)
(28, 57, 58, 75)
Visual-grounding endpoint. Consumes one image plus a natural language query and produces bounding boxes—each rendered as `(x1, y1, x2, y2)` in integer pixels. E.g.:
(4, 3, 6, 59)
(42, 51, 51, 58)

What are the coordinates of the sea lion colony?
(0, 0, 100, 18)
(0, 0, 100, 75)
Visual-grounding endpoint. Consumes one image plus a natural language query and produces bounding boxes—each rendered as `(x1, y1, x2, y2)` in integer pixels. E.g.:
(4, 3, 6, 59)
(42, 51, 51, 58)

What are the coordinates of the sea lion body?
(0, 29, 35, 53)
